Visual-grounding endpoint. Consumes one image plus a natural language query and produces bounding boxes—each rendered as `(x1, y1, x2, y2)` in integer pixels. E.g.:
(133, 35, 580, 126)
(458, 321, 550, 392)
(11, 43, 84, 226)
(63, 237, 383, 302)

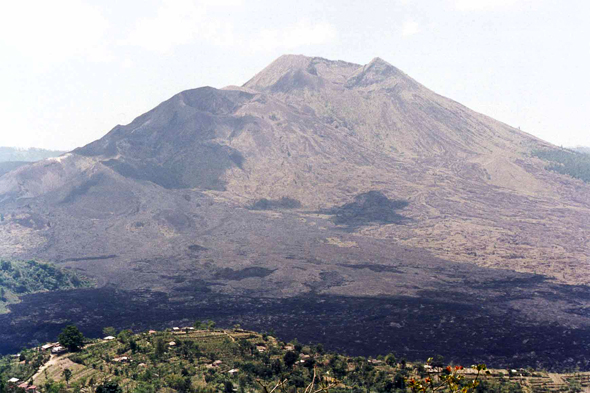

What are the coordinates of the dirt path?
(31, 354, 57, 382)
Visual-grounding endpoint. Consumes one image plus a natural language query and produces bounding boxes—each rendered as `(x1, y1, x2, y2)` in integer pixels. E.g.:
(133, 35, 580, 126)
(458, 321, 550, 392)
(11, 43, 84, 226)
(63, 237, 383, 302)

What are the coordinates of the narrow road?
(31, 354, 57, 382)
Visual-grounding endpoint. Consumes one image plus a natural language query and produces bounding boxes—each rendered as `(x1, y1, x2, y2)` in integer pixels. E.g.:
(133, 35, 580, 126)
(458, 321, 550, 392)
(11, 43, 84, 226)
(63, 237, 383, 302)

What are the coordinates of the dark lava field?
(2, 275, 590, 372)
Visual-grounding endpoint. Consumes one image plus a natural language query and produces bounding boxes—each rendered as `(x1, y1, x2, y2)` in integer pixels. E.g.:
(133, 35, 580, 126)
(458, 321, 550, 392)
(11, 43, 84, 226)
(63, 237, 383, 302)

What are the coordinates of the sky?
(0, 0, 588, 150)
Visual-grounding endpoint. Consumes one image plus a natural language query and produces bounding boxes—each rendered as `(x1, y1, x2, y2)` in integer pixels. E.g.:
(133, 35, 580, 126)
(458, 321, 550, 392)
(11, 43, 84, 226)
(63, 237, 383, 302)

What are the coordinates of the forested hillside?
(0, 260, 92, 313)
(533, 149, 590, 183)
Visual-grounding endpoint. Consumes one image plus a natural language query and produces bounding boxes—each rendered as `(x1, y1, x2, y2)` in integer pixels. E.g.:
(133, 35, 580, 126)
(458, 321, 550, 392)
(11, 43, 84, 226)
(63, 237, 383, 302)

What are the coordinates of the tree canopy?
(58, 325, 85, 352)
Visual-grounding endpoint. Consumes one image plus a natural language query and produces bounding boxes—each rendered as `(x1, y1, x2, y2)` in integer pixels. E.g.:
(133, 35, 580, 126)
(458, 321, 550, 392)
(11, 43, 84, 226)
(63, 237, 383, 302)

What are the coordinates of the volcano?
(1, 55, 589, 368)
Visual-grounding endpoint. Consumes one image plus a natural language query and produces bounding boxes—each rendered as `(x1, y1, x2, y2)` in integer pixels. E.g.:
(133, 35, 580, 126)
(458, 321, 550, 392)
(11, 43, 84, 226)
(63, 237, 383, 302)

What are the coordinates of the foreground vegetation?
(532, 149, 590, 183)
(0, 260, 93, 313)
(1, 325, 587, 393)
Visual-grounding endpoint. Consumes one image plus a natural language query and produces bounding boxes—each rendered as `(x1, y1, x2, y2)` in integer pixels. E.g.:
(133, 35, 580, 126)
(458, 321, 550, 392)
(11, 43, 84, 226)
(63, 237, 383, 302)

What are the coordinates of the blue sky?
(0, 0, 588, 150)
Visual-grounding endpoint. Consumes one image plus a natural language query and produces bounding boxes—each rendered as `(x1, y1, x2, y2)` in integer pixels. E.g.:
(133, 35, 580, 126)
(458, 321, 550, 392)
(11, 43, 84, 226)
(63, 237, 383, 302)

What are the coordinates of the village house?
(103, 336, 115, 341)
(41, 343, 56, 351)
(228, 369, 239, 375)
(256, 345, 266, 353)
(51, 346, 66, 355)
(168, 341, 176, 347)
(17, 383, 38, 393)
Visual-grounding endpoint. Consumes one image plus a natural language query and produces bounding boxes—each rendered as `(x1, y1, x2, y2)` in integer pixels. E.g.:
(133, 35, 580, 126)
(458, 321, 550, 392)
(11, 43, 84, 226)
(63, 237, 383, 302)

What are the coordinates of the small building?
(8, 378, 20, 384)
(113, 357, 130, 363)
(51, 346, 66, 354)
(212, 360, 223, 367)
(256, 345, 266, 353)
(172, 327, 180, 331)
(148, 330, 157, 334)
(284, 345, 294, 351)
(228, 369, 239, 375)
(17, 383, 37, 392)
(103, 336, 116, 341)
(41, 343, 56, 351)
(138, 363, 147, 368)
(168, 341, 176, 347)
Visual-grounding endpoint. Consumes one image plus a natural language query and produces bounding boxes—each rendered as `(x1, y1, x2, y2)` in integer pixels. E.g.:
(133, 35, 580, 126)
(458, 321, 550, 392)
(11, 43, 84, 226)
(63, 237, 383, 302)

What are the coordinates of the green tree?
(385, 353, 396, 367)
(58, 325, 85, 352)
(315, 343, 324, 355)
(63, 369, 72, 387)
(95, 381, 123, 393)
(283, 351, 298, 368)
(117, 329, 132, 344)
(102, 327, 117, 337)
(155, 338, 166, 358)
(224, 381, 234, 393)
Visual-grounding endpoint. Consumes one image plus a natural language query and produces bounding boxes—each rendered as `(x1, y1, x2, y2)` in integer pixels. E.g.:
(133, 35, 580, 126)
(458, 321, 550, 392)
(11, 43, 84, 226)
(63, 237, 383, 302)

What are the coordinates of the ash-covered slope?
(0, 54, 588, 291)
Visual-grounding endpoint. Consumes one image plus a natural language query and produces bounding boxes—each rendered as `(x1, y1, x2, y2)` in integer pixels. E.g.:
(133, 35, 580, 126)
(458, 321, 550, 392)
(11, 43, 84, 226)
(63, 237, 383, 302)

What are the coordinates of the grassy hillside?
(0, 260, 93, 314)
(1, 326, 587, 393)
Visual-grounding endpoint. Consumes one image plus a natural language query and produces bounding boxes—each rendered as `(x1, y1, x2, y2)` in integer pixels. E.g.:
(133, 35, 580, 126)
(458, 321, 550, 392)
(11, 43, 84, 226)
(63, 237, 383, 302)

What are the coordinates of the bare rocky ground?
(0, 55, 589, 369)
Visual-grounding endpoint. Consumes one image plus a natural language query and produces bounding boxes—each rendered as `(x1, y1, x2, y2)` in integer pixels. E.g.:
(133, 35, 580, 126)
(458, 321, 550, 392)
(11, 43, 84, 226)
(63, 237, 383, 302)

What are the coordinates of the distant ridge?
(573, 146, 590, 155)
(0, 146, 66, 162)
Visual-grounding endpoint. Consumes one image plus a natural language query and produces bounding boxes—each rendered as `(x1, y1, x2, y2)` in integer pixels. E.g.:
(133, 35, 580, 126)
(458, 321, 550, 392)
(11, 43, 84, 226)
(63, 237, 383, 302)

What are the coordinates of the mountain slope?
(3, 55, 586, 283)
(0, 55, 589, 364)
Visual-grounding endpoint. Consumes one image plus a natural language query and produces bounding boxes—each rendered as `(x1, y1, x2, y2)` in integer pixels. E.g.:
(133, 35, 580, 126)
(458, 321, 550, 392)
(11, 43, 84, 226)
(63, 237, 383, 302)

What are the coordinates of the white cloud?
(0, 0, 112, 64)
(248, 20, 338, 52)
(120, 0, 238, 53)
(453, 0, 533, 11)
(401, 19, 421, 36)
